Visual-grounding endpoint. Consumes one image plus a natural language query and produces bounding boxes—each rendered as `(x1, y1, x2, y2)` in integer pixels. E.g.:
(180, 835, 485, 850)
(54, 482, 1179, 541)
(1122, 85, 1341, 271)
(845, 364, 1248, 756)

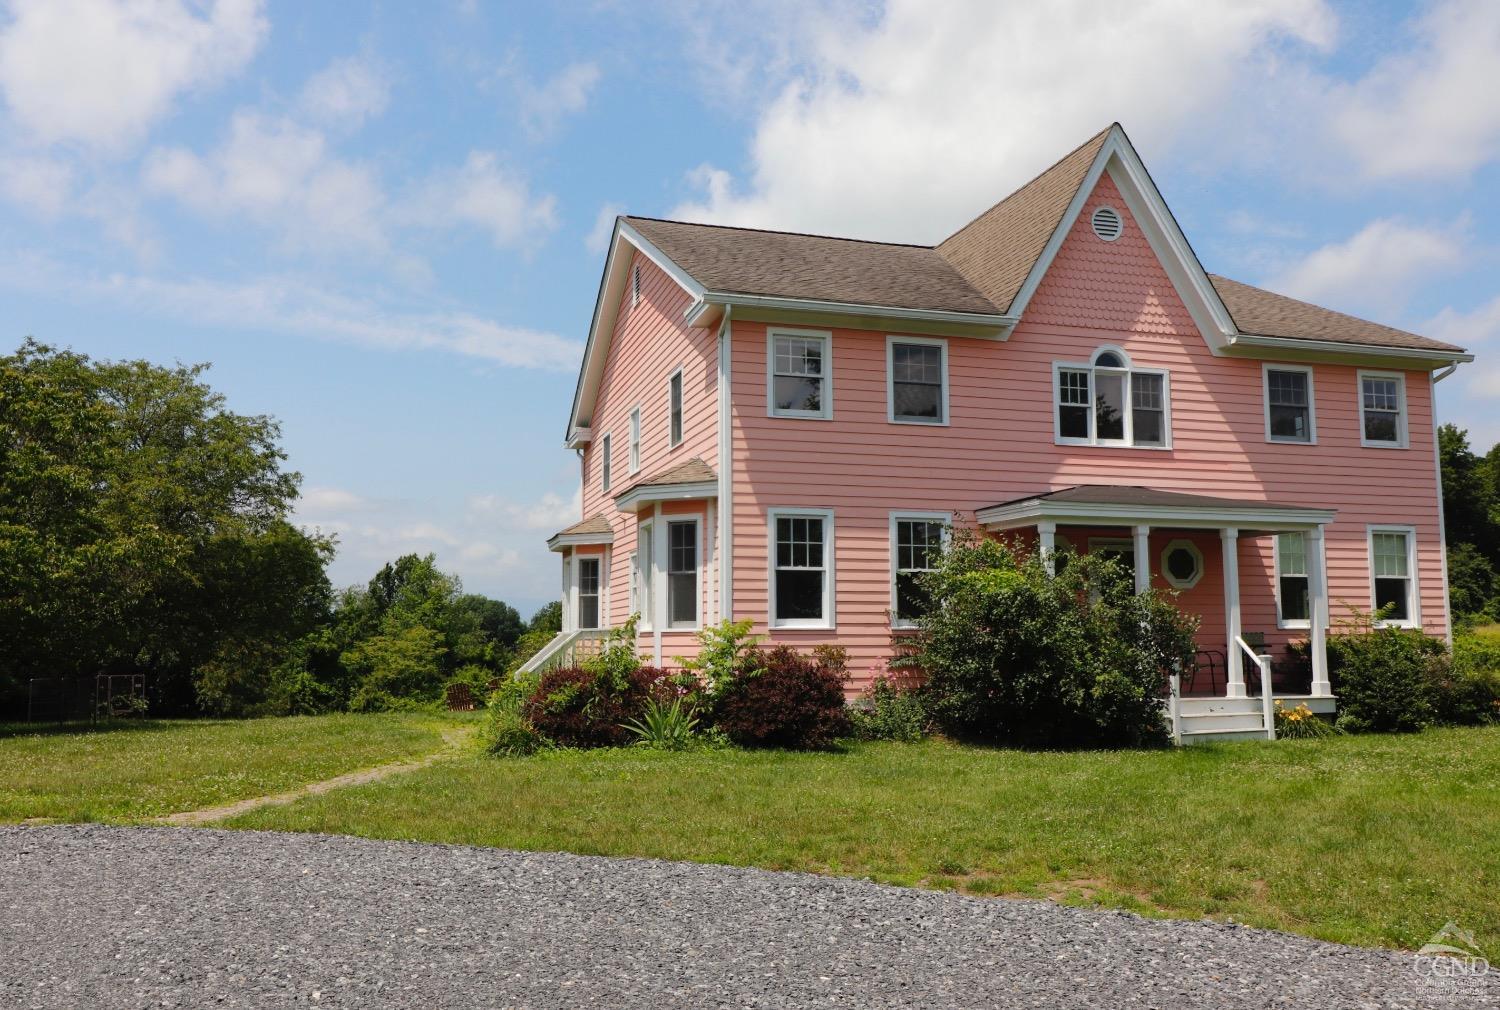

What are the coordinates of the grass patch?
(225, 727, 1500, 957)
(0, 713, 454, 822)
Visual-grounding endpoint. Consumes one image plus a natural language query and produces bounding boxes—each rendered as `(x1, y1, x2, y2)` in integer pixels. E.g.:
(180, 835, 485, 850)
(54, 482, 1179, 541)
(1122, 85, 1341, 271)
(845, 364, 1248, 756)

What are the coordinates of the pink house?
(531, 124, 1474, 742)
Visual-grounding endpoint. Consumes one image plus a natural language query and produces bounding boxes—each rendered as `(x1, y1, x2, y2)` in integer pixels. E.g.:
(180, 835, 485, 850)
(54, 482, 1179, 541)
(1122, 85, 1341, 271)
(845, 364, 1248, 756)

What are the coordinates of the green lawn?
(223, 727, 1500, 957)
(0, 713, 453, 822)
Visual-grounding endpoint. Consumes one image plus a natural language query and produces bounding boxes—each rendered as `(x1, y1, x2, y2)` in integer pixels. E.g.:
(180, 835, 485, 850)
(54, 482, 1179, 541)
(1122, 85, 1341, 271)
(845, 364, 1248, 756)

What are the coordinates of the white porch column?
(1221, 527, 1246, 698)
(1038, 521, 1057, 574)
(561, 551, 574, 632)
(1132, 525, 1151, 594)
(1308, 524, 1332, 697)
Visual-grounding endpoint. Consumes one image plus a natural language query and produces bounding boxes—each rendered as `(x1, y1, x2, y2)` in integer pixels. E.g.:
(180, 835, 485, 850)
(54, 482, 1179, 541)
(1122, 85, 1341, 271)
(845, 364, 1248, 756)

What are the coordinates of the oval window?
(1161, 540, 1204, 589)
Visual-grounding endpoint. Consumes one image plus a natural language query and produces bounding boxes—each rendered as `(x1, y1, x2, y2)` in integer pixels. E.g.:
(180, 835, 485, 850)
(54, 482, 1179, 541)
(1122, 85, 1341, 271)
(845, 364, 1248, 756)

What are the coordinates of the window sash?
(1055, 364, 1167, 447)
(600, 433, 612, 492)
(893, 518, 943, 625)
(667, 520, 697, 628)
(890, 342, 944, 422)
(669, 372, 683, 446)
(1370, 530, 1414, 624)
(773, 513, 829, 624)
(628, 409, 641, 470)
(577, 558, 601, 630)
(1266, 369, 1312, 442)
(1361, 376, 1404, 444)
(771, 334, 828, 416)
(636, 525, 653, 627)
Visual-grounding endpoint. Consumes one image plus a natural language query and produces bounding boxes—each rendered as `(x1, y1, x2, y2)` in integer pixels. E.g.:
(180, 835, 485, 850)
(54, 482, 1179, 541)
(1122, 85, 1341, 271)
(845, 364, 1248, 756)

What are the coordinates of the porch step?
(1179, 697, 1264, 717)
(1180, 727, 1273, 745)
(1178, 710, 1268, 734)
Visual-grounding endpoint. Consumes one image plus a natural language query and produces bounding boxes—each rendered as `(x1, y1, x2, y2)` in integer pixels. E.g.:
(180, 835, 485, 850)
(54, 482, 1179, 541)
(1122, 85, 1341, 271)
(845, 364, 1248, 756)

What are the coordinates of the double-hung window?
(635, 522, 654, 628)
(667, 519, 699, 629)
(1369, 527, 1417, 626)
(628, 406, 641, 472)
(1360, 372, 1407, 447)
(599, 432, 612, 493)
(576, 557, 601, 630)
(768, 330, 832, 419)
(1054, 347, 1168, 447)
(891, 514, 948, 627)
(667, 369, 684, 447)
(887, 337, 948, 424)
(770, 508, 833, 627)
(1276, 533, 1310, 627)
(1265, 366, 1315, 443)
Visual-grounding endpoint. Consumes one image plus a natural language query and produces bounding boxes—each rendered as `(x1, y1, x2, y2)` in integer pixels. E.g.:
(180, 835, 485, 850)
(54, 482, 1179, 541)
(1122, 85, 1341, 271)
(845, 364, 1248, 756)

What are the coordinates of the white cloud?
(0, 0, 267, 151)
(668, 0, 1335, 242)
(399, 150, 557, 250)
(508, 60, 600, 139)
(0, 153, 72, 216)
(1329, 0, 1500, 180)
(299, 54, 390, 129)
(1264, 218, 1467, 313)
(585, 202, 622, 254)
(468, 486, 581, 531)
(298, 487, 372, 515)
(4, 251, 582, 371)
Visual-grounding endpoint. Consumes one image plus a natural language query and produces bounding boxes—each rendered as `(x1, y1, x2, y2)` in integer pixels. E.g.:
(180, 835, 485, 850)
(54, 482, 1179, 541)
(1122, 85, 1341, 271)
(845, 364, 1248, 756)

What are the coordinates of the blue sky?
(3, 0, 1499, 615)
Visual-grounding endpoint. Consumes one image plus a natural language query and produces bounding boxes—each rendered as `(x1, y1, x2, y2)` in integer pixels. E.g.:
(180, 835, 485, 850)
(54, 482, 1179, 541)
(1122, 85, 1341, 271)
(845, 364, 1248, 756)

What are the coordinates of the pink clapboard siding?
(728, 172, 1447, 687)
(581, 252, 720, 638)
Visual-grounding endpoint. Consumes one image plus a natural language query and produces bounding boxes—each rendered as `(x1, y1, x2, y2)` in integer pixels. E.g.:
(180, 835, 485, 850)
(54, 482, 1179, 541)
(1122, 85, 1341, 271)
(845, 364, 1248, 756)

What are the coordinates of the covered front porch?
(975, 485, 1337, 743)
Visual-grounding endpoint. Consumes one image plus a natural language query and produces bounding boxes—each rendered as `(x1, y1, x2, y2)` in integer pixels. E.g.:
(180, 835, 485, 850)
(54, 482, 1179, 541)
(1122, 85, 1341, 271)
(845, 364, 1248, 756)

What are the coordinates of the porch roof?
(613, 456, 718, 513)
(546, 513, 615, 552)
(975, 485, 1335, 532)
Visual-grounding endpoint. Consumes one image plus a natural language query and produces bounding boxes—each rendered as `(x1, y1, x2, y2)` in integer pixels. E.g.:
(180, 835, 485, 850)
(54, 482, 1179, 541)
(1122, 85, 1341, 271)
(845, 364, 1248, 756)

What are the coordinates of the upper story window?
(628, 406, 641, 472)
(887, 337, 948, 424)
(1359, 372, 1407, 448)
(1369, 526, 1418, 627)
(600, 432, 612, 493)
(768, 329, 832, 419)
(1264, 365, 1315, 444)
(668, 369, 684, 447)
(1054, 347, 1168, 448)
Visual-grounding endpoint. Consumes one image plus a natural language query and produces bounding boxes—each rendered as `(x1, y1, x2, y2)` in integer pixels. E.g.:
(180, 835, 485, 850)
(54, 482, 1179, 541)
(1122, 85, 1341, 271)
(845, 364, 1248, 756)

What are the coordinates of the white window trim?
(599, 431, 613, 493)
(664, 515, 702, 631)
(1159, 538, 1204, 590)
(768, 506, 835, 629)
(635, 519, 654, 631)
(1273, 531, 1311, 631)
(666, 366, 685, 449)
(889, 511, 951, 628)
(1358, 370, 1409, 449)
(1367, 524, 1420, 629)
(1262, 363, 1317, 445)
(628, 406, 642, 473)
(627, 550, 639, 617)
(1052, 346, 1172, 450)
(885, 335, 950, 426)
(766, 327, 834, 420)
(573, 552, 606, 631)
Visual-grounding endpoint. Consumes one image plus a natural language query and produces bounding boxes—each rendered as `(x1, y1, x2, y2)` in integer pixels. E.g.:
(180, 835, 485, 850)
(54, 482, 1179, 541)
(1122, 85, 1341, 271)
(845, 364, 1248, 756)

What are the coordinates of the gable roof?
(935, 126, 1112, 314)
(625, 217, 999, 316)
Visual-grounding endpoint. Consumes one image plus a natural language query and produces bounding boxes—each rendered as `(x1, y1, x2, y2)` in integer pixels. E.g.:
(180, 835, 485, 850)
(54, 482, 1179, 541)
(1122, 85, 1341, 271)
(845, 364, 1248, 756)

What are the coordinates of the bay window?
(1054, 347, 1168, 447)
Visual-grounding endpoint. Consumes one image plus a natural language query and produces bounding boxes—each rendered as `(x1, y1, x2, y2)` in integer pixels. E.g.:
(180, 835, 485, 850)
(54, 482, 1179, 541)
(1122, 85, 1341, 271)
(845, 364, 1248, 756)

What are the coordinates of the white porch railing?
(1167, 670, 1182, 745)
(1234, 635, 1276, 741)
(516, 628, 609, 676)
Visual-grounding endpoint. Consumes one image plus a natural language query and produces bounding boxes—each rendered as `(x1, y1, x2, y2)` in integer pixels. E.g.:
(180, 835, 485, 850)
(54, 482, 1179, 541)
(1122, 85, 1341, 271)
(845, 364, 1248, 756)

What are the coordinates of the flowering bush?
(1274, 700, 1337, 740)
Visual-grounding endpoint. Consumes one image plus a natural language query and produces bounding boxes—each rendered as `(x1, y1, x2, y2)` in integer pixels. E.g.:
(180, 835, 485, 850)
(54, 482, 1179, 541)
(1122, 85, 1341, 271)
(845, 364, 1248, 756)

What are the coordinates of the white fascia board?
(1005, 126, 1238, 353)
(975, 499, 1336, 531)
(547, 532, 615, 552)
(565, 427, 592, 449)
(613, 480, 719, 514)
(1225, 332, 1473, 368)
(693, 290, 1013, 333)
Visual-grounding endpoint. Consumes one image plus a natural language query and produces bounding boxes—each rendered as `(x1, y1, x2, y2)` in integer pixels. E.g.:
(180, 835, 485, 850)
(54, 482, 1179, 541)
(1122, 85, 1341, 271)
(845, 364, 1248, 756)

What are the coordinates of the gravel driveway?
(1, 825, 1492, 1009)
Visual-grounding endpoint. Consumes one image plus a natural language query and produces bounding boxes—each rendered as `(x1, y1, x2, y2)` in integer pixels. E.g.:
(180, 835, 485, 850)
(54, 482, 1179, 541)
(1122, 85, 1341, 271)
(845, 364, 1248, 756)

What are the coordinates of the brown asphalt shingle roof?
(1209, 274, 1463, 353)
(547, 513, 614, 542)
(616, 457, 717, 496)
(620, 125, 1464, 356)
(625, 217, 999, 316)
(987, 484, 1315, 513)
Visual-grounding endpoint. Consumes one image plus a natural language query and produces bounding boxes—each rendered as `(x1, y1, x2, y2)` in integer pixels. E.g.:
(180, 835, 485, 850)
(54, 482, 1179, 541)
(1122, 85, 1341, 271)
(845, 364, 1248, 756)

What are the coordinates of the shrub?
(849, 676, 929, 742)
(621, 696, 700, 750)
(912, 533, 1196, 748)
(1274, 700, 1338, 740)
(1429, 635, 1500, 726)
(521, 664, 675, 749)
(677, 619, 764, 705)
(1327, 609, 1442, 733)
(713, 645, 850, 749)
(482, 704, 548, 756)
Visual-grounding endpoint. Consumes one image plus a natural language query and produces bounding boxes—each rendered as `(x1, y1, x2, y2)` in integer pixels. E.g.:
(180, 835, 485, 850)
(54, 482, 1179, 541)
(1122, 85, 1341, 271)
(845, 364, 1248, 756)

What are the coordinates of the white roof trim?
(693, 291, 1013, 332)
(976, 497, 1336, 533)
(546, 530, 615, 552)
(613, 479, 719, 514)
(1226, 332, 1473, 366)
(1006, 125, 1238, 353)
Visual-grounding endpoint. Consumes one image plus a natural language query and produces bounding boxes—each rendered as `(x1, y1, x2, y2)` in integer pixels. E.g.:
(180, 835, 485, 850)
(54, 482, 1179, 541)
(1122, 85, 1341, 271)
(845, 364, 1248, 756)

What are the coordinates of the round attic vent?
(1091, 206, 1123, 241)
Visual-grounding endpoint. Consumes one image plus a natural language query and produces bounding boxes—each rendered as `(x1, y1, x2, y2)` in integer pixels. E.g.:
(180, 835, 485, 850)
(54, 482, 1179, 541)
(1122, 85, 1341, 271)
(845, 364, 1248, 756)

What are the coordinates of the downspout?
(1430, 363, 1460, 647)
(717, 306, 734, 623)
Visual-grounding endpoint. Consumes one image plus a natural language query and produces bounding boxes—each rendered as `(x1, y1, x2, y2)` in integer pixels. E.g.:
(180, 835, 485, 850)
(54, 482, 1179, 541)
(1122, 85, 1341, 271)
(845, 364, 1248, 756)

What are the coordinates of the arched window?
(1054, 346, 1169, 448)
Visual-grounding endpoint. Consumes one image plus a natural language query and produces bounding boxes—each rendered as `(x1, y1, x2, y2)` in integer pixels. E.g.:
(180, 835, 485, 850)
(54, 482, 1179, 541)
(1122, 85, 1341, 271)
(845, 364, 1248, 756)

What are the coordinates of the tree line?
(0, 341, 556, 719)
(1439, 423, 1500, 624)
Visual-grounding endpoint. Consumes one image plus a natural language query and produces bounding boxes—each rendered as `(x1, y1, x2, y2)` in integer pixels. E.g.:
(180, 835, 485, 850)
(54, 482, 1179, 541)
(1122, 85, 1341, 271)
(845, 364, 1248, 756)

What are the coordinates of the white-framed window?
(1264, 364, 1315, 444)
(1275, 532, 1310, 629)
(599, 432, 612, 493)
(576, 555, 602, 630)
(628, 406, 641, 472)
(627, 551, 639, 616)
(886, 336, 948, 425)
(769, 507, 834, 628)
(1368, 525, 1418, 627)
(1053, 346, 1169, 448)
(1359, 371, 1408, 448)
(666, 517, 700, 629)
(767, 328, 832, 419)
(635, 521, 654, 630)
(667, 368, 684, 448)
(1159, 539, 1204, 590)
(890, 512, 949, 627)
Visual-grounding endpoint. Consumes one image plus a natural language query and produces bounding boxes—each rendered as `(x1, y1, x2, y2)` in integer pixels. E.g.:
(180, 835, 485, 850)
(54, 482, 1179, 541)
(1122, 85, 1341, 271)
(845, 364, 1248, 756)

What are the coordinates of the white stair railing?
(1168, 670, 1182, 745)
(516, 628, 610, 676)
(1234, 635, 1276, 741)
